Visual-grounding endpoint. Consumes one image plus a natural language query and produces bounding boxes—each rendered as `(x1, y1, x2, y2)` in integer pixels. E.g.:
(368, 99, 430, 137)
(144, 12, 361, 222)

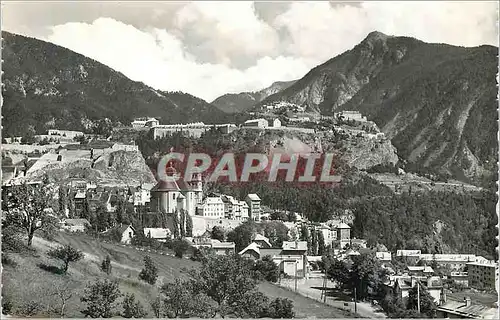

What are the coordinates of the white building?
(131, 117, 159, 129)
(272, 118, 282, 128)
(246, 193, 261, 221)
(196, 196, 225, 218)
(118, 225, 135, 244)
(144, 228, 172, 242)
(243, 119, 268, 128)
(150, 168, 203, 216)
(334, 111, 367, 122)
(47, 129, 84, 139)
(467, 260, 499, 292)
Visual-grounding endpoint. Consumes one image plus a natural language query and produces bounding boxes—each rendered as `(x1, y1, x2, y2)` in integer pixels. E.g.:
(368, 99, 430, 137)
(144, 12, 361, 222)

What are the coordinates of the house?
(467, 260, 499, 292)
(221, 195, 239, 219)
(116, 224, 135, 244)
(385, 276, 443, 306)
(272, 118, 282, 128)
(437, 295, 499, 319)
(334, 111, 367, 122)
(133, 183, 154, 207)
(253, 234, 272, 248)
(243, 119, 268, 128)
(60, 219, 90, 232)
(407, 265, 435, 276)
(210, 240, 236, 255)
(238, 240, 309, 278)
(196, 196, 225, 218)
(246, 193, 261, 221)
(131, 117, 159, 129)
(376, 252, 392, 262)
(144, 228, 171, 242)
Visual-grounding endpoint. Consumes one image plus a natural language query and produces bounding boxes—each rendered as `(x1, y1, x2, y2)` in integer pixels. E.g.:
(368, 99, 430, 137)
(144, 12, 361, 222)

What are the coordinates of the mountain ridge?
(211, 80, 296, 113)
(256, 31, 498, 186)
(1, 31, 232, 137)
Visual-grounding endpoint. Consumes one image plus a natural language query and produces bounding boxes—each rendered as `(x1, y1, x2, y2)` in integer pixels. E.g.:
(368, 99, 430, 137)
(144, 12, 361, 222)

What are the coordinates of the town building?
(210, 240, 236, 256)
(133, 183, 154, 207)
(47, 129, 84, 139)
(253, 234, 272, 248)
(437, 295, 499, 319)
(406, 265, 435, 277)
(384, 276, 443, 306)
(334, 111, 367, 122)
(149, 167, 203, 216)
(243, 119, 268, 128)
(60, 218, 90, 232)
(272, 118, 282, 128)
(117, 224, 135, 244)
(144, 228, 172, 242)
(239, 240, 309, 278)
(467, 261, 499, 292)
(221, 195, 239, 219)
(246, 193, 261, 221)
(152, 122, 237, 139)
(131, 117, 160, 129)
(420, 254, 478, 271)
(196, 196, 225, 218)
(376, 252, 392, 262)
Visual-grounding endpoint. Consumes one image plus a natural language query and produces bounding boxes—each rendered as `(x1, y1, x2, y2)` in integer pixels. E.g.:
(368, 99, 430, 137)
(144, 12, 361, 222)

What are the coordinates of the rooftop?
(282, 241, 307, 251)
(246, 193, 261, 201)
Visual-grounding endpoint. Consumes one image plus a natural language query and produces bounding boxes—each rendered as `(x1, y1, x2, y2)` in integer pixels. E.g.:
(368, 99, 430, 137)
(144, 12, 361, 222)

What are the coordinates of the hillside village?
(2, 10, 498, 319)
(2, 108, 498, 319)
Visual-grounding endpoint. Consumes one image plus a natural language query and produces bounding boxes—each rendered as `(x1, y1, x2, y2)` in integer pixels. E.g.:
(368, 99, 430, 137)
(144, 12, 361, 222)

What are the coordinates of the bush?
(16, 300, 43, 317)
(81, 279, 122, 318)
(267, 298, 295, 318)
(122, 293, 147, 318)
(2, 294, 13, 315)
(253, 255, 279, 282)
(171, 239, 190, 258)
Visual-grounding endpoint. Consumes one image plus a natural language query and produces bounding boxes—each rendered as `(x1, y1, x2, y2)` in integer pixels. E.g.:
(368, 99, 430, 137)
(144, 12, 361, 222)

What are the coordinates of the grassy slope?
(3, 232, 351, 318)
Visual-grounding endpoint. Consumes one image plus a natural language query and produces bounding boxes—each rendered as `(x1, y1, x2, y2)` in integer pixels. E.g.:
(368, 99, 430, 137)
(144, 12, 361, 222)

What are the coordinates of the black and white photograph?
(1, 1, 499, 319)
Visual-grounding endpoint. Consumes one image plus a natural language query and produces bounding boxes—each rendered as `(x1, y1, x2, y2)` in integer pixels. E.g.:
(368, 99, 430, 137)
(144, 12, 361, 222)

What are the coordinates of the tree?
(253, 255, 279, 282)
(47, 244, 84, 274)
(101, 255, 112, 275)
(4, 183, 54, 246)
(349, 253, 387, 300)
(172, 238, 190, 258)
(185, 214, 193, 237)
(161, 279, 216, 318)
(179, 209, 186, 238)
(81, 279, 122, 318)
(186, 254, 258, 317)
(211, 226, 225, 241)
(122, 293, 147, 318)
(227, 221, 257, 252)
(51, 282, 76, 317)
(407, 283, 437, 318)
(267, 298, 295, 318)
(317, 231, 326, 256)
(150, 296, 163, 318)
(311, 229, 318, 255)
(324, 256, 350, 289)
(138, 256, 158, 285)
(261, 221, 289, 247)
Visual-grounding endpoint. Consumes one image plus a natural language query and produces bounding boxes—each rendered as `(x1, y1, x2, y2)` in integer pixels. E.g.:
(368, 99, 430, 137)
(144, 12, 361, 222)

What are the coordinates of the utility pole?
(295, 261, 298, 292)
(417, 280, 421, 314)
(354, 287, 357, 315)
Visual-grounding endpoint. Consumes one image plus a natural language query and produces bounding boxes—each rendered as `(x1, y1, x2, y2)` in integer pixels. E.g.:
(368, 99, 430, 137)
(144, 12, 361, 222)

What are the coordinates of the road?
(278, 274, 387, 318)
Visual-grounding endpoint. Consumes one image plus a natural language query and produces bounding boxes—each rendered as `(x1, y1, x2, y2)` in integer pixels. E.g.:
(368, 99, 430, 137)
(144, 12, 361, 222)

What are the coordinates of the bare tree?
(51, 283, 76, 317)
(3, 182, 54, 246)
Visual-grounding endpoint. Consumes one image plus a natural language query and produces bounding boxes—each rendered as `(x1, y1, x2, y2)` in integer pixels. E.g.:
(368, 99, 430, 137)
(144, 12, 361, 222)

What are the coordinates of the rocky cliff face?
(2, 31, 231, 137)
(211, 80, 296, 113)
(259, 31, 498, 185)
(17, 149, 156, 187)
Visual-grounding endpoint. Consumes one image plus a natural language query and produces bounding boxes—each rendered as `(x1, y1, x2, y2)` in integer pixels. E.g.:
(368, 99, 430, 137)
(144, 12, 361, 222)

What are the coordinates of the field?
(3, 232, 352, 318)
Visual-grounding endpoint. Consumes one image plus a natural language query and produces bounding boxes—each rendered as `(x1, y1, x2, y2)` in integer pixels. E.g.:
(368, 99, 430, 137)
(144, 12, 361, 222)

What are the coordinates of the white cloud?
(45, 17, 310, 101)
(39, 1, 498, 102)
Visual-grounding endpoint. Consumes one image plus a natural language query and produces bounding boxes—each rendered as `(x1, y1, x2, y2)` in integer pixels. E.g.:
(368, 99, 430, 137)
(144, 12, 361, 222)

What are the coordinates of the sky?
(2, 1, 498, 101)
